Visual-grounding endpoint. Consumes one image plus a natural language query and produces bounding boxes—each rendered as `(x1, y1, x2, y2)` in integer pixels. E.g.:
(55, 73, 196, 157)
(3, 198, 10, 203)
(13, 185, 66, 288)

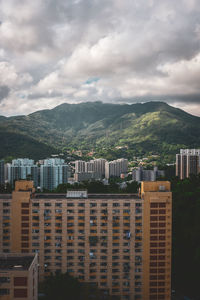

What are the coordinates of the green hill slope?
(1, 101, 200, 160)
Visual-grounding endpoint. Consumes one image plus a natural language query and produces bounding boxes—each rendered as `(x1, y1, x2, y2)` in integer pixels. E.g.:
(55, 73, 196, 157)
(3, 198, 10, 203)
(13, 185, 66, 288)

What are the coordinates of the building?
(75, 160, 86, 173)
(0, 180, 172, 300)
(0, 160, 4, 185)
(75, 159, 106, 179)
(176, 149, 200, 179)
(132, 167, 165, 182)
(74, 172, 102, 182)
(7, 159, 38, 187)
(105, 159, 128, 179)
(0, 253, 38, 300)
(40, 158, 68, 191)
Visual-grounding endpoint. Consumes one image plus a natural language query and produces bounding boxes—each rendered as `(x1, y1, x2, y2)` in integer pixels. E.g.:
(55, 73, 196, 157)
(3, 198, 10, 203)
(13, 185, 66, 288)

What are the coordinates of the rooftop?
(33, 193, 140, 200)
(0, 254, 36, 271)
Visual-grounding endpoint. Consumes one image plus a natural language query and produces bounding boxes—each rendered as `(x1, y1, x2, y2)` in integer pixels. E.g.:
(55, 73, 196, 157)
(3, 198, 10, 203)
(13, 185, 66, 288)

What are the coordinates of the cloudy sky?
(0, 0, 200, 116)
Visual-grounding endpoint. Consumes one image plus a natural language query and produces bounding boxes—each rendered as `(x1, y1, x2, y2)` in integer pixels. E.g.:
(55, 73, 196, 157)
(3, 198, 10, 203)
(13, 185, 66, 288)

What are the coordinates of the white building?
(40, 158, 68, 191)
(105, 158, 128, 179)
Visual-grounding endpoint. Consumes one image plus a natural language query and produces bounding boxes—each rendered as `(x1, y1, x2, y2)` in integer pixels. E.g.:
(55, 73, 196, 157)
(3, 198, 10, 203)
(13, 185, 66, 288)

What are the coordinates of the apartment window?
(14, 277, 27, 286)
(0, 289, 10, 295)
(150, 203, 158, 208)
(44, 203, 51, 206)
(0, 277, 10, 283)
(113, 243, 120, 247)
(55, 209, 62, 213)
(112, 256, 119, 260)
(113, 209, 120, 214)
(101, 203, 107, 207)
(68, 203, 74, 207)
(67, 256, 74, 260)
(67, 209, 74, 214)
(90, 210, 96, 214)
(123, 209, 130, 214)
(150, 210, 158, 214)
(90, 203, 97, 207)
(78, 203, 85, 207)
(112, 249, 119, 254)
(113, 203, 120, 207)
(78, 216, 84, 220)
(67, 243, 74, 247)
(78, 209, 84, 213)
(78, 242, 85, 247)
(55, 203, 62, 207)
(112, 269, 119, 273)
(33, 202, 39, 206)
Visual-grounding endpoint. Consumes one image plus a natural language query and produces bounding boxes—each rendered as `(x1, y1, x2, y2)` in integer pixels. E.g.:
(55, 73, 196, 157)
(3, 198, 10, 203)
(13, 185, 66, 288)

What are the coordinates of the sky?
(0, 0, 200, 117)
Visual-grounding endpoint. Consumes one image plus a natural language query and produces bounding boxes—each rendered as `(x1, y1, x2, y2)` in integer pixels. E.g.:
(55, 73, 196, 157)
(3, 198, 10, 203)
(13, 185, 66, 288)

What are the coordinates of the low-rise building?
(0, 253, 38, 300)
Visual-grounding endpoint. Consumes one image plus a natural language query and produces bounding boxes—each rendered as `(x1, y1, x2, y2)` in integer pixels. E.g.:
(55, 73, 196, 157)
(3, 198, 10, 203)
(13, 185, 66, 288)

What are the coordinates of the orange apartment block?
(0, 253, 38, 300)
(0, 180, 172, 300)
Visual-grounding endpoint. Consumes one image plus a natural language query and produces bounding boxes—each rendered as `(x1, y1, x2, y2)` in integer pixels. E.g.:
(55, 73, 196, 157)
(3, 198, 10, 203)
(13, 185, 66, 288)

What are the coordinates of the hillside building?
(0, 160, 4, 185)
(40, 158, 68, 191)
(7, 159, 38, 187)
(105, 159, 128, 179)
(132, 167, 165, 182)
(176, 149, 200, 179)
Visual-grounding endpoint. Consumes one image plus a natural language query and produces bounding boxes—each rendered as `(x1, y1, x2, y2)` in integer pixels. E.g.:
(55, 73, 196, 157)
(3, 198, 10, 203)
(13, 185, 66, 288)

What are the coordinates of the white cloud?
(0, 0, 200, 116)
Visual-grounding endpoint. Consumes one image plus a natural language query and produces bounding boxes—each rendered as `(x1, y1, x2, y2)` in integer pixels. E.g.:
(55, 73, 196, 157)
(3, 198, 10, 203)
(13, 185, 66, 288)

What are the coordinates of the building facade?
(0, 253, 38, 300)
(176, 149, 200, 179)
(0, 160, 4, 185)
(105, 159, 128, 179)
(40, 158, 68, 191)
(0, 180, 172, 300)
(132, 167, 165, 182)
(7, 159, 38, 187)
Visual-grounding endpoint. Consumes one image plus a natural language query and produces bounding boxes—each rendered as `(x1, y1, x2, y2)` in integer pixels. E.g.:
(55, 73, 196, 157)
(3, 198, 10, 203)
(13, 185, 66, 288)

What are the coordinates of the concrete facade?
(0, 180, 172, 300)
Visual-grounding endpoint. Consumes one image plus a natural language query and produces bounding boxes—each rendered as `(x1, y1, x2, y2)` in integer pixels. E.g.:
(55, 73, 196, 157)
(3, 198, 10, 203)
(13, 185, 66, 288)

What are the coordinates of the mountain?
(1, 101, 200, 160)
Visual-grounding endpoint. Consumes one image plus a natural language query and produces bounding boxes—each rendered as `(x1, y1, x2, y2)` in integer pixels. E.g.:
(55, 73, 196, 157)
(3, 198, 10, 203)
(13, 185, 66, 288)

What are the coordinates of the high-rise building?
(0, 160, 4, 185)
(7, 159, 38, 187)
(0, 180, 172, 300)
(176, 149, 200, 179)
(75, 160, 86, 173)
(0, 253, 38, 300)
(40, 158, 68, 191)
(105, 159, 128, 179)
(132, 167, 165, 182)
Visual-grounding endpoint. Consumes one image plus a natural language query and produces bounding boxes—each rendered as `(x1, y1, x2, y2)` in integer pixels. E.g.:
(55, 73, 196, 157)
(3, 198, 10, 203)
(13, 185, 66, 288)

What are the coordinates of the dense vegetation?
(1, 101, 200, 160)
(39, 272, 117, 300)
(171, 175, 200, 298)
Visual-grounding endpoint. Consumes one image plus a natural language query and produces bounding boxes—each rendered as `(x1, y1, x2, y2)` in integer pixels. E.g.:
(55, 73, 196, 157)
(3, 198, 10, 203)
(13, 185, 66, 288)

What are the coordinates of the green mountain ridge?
(1, 101, 200, 160)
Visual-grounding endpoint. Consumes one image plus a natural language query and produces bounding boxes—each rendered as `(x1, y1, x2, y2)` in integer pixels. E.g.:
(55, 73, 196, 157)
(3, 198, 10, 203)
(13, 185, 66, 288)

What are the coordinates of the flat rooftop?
(33, 193, 140, 200)
(0, 255, 35, 271)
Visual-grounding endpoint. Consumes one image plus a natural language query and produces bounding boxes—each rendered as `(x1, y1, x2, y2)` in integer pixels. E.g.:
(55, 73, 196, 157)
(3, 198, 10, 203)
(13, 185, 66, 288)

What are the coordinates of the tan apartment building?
(0, 180, 172, 300)
(0, 253, 38, 300)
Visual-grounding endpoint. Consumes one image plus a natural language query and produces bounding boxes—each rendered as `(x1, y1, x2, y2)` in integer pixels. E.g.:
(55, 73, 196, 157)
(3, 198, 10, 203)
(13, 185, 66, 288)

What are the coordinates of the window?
(0, 289, 10, 295)
(14, 277, 27, 286)
(14, 289, 27, 297)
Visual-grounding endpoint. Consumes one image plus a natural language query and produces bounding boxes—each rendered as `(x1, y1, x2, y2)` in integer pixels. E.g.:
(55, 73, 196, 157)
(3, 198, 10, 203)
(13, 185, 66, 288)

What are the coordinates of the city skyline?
(0, 1, 200, 117)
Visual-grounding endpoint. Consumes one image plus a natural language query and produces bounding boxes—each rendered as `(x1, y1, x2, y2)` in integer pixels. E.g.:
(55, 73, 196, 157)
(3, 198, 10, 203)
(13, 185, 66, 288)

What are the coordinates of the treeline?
(39, 272, 119, 300)
(172, 174, 200, 297)
(44, 180, 139, 194)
